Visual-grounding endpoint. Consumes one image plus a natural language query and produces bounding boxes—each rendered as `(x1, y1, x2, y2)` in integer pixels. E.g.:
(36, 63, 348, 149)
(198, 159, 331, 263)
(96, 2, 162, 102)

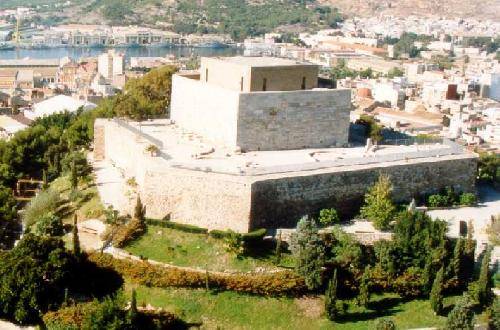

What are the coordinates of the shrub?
(145, 219, 208, 234)
(360, 175, 396, 230)
(427, 194, 448, 207)
(22, 188, 62, 228)
(31, 212, 65, 237)
(375, 319, 396, 330)
(459, 193, 476, 206)
(43, 294, 182, 330)
(87, 253, 306, 297)
(446, 294, 475, 330)
(112, 218, 147, 248)
(209, 229, 231, 239)
(224, 230, 244, 256)
(318, 208, 340, 226)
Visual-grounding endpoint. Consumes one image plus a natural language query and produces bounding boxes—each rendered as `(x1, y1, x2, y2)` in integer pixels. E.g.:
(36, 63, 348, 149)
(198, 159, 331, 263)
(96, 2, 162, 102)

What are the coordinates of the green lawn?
(125, 283, 483, 330)
(124, 225, 294, 272)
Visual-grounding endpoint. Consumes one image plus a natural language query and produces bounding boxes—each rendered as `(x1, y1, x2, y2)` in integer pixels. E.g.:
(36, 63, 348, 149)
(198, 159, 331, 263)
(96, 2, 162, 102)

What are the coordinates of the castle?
(94, 56, 477, 232)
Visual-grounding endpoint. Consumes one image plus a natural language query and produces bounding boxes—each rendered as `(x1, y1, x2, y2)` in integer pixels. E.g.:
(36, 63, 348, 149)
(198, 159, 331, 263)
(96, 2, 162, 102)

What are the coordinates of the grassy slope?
(50, 174, 106, 223)
(126, 283, 486, 329)
(124, 225, 294, 272)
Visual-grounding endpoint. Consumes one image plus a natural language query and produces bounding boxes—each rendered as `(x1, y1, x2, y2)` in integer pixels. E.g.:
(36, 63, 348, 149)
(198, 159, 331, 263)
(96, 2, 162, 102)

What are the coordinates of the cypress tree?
(430, 267, 444, 315)
(275, 232, 282, 265)
(464, 221, 476, 282)
(477, 246, 492, 307)
(358, 266, 371, 308)
(129, 289, 138, 322)
(325, 268, 338, 321)
(134, 195, 146, 222)
(42, 169, 48, 190)
(72, 214, 81, 256)
(451, 238, 465, 284)
(70, 159, 78, 190)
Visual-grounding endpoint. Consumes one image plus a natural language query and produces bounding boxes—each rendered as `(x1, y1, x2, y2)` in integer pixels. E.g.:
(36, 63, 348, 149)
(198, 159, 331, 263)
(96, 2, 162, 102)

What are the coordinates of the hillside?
(320, 0, 500, 21)
(4, 0, 499, 39)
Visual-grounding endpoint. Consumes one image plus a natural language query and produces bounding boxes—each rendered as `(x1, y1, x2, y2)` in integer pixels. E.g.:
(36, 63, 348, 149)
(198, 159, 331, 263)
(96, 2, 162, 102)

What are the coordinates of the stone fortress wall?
(94, 119, 477, 233)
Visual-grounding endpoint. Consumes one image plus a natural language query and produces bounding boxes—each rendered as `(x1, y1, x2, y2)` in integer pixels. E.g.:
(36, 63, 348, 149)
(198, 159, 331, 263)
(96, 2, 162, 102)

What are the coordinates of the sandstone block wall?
(170, 74, 240, 147)
(237, 89, 351, 151)
(141, 168, 253, 232)
(171, 74, 351, 151)
(93, 123, 105, 161)
(249, 155, 477, 229)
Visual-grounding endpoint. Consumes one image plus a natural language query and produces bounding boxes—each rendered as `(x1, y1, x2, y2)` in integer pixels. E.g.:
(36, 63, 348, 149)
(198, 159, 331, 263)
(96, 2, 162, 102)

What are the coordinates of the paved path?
(428, 185, 499, 260)
(92, 157, 134, 216)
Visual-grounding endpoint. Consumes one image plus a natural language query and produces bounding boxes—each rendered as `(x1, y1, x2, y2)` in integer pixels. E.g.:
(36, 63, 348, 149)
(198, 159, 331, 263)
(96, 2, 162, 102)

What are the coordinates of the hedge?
(208, 228, 267, 241)
(146, 219, 208, 234)
(88, 253, 306, 297)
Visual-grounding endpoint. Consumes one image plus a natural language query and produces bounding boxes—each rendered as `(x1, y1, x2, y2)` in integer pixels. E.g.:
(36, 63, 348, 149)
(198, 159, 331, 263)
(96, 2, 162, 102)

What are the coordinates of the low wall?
(249, 155, 477, 229)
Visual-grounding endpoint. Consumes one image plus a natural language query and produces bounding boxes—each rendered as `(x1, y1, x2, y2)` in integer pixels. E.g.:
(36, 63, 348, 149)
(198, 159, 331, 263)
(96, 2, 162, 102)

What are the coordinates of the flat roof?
(0, 59, 60, 67)
(208, 56, 317, 68)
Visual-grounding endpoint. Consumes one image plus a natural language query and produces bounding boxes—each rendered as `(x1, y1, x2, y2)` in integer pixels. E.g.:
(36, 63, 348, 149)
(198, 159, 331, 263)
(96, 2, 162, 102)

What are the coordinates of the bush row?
(426, 187, 476, 208)
(43, 297, 180, 330)
(146, 219, 208, 234)
(88, 253, 306, 297)
(146, 219, 267, 243)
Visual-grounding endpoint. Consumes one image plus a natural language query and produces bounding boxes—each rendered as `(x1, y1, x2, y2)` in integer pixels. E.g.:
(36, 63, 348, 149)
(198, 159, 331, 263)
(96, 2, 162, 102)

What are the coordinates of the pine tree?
(325, 269, 338, 321)
(72, 214, 81, 256)
(422, 254, 434, 296)
(289, 216, 325, 290)
(70, 159, 78, 190)
(360, 175, 396, 230)
(477, 246, 492, 307)
(358, 266, 371, 308)
(430, 267, 444, 315)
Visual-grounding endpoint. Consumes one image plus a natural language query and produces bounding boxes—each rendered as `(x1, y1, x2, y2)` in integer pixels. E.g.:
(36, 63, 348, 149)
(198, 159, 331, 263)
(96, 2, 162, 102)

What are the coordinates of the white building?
(25, 95, 96, 120)
(98, 50, 124, 80)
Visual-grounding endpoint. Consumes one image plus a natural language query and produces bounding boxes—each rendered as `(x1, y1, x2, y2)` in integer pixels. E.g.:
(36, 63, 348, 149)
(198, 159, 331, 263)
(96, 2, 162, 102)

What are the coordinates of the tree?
(32, 212, 64, 237)
(476, 246, 493, 307)
(290, 216, 326, 290)
(0, 234, 75, 324)
(446, 294, 475, 330)
(318, 208, 340, 227)
(325, 268, 338, 321)
(477, 152, 499, 184)
(358, 266, 371, 307)
(70, 158, 78, 190)
(430, 267, 444, 315)
(117, 66, 178, 120)
(72, 214, 81, 257)
(464, 221, 476, 282)
(275, 232, 282, 265)
(360, 175, 396, 230)
(134, 195, 146, 223)
(0, 185, 18, 249)
(387, 67, 404, 78)
(451, 238, 465, 285)
(129, 289, 138, 322)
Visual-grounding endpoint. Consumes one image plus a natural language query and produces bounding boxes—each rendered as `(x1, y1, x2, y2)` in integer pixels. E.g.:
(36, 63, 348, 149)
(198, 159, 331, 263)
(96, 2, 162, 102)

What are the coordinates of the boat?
(192, 41, 229, 49)
(0, 43, 15, 51)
